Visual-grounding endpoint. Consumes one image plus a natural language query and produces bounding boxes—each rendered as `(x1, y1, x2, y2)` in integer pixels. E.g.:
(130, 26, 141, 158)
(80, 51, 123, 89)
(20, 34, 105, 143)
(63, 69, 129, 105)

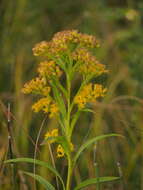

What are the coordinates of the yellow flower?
(78, 32, 99, 48)
(42, 87, 51, 96)
(92, 84, 107, 98)
(45, 129, 59, 143)
(57, 142, 74, 158)
(74, 83, 107, 108)
(52, 30, 99, 48)
(22, 77, 51, 96)
(32, 30, 100, 59)
(32, 98, 59, 117)
(32, 97, 51, 113)
(32, 41, 51, 56)
(57, 145, 65, 157)
(38, 61, 62, 78)
(73, 48, 108, 76)
(49, 103, 59, 118)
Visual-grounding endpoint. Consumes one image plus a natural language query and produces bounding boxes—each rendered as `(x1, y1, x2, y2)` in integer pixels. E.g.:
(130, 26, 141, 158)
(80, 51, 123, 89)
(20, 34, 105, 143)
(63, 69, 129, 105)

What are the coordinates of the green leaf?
(81, 108, 96, 114)
(22, 171, 55, 190)
(52, 77, 68, 99)
(70, 110, 81, 136)
(5, 158, 65, 190)
(74, 176, 120, 190)
(74, 134, 124, 164)
(50, 81, 66, 118)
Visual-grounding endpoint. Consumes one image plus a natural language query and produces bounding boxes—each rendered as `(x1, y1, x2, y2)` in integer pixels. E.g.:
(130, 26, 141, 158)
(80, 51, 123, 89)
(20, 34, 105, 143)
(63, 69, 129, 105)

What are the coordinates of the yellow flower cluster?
(32, 98, 59, 118)
(74, 83, 107, 108)
(73, 48, 108, 76)
(32, 30, 100, 58)
(22, 77, 51, 96)
(57, 143, 74, 158)
(32, 41, 51, 56)
(49, 103, 59, 118)
(57, 145, 65, 157)
(78, 33, 100, 48)
(52, 30, 99, 49)
(44, 129, 74, 158)
(38, 61, 62, 78)
(45, 129, 58, 143)
(52, 30, 79, 50)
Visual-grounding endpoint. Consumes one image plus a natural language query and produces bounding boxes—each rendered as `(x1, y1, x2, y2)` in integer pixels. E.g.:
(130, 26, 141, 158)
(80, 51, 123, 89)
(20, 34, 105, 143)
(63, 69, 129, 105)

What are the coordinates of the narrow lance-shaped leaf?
(74, 134, 124, 165)
(70, 110, 81, 136)
(74, 176, 120, 190)
(5, 158, 65, 190)
(52, 77, 68, 99)
(70, 108, 96, 136)
(81, 108, 96, 114)
(50, 81, 66, 118)
(22, 171, 55, 190)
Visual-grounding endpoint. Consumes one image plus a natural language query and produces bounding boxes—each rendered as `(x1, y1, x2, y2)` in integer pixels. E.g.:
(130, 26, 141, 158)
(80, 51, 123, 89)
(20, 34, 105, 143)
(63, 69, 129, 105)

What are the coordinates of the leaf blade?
(74, 134, 124, 164)
(50, 81, 66, 118)
(22, 171, 55, 190)
(74, 176, 120, 190)
(5, 158, 65, 190)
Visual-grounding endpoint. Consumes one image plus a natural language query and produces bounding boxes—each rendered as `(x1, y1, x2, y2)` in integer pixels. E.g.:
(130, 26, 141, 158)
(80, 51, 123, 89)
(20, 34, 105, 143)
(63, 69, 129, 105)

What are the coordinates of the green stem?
(95, 162, 100, 190)
(66, 155, 73, 190)
(66, 71, 71, 138)
(65, 55, 74, 190)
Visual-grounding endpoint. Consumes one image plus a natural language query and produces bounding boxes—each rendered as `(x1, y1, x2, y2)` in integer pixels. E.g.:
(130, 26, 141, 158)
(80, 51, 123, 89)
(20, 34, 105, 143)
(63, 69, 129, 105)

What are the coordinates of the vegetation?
(0, 0, 143, 189)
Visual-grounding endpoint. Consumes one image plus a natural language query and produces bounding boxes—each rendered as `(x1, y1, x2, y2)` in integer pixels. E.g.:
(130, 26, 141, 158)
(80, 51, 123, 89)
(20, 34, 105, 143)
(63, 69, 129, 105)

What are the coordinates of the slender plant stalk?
(65, 64, 73, 190)
(93, 143, 100, 190)
(7, 103, 16, 189)
(117, 162, 125, 190)
(33, 117, 46, 190)
(7, 103, 13, 159)
(94, 162, 100, 190)
(48, 143, 60, 190)
(66, 155, 73, 190)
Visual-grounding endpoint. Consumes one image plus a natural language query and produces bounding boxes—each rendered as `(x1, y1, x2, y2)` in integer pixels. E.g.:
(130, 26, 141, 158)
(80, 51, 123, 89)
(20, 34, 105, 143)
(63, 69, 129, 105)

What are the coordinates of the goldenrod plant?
(5, 30, 122, 190)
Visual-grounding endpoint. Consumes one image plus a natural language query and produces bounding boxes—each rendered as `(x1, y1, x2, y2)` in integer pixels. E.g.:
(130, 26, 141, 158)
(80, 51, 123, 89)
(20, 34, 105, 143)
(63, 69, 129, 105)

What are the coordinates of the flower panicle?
(32, 97, 51, 112)
(22, 77, 51, 96)
(74, 83, 107, 108)
(22, 30, 108, 162)
(32, 97, 59, 117)
(32, 30, 100, 57)
(32, 41, 51, 56)
(45, 128, 59, 143)
(73, 48, 108, 76)
(52, 30, 100, 48)
(38, 60, 62, 78)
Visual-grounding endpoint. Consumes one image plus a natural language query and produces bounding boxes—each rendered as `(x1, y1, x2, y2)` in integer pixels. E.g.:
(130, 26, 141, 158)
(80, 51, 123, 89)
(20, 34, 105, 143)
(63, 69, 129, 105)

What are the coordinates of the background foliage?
(0, 0, 143, 189)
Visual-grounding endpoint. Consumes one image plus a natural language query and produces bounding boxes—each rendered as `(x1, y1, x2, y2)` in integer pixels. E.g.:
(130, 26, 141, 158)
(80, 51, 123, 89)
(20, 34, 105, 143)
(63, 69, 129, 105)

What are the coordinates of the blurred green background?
(0, 0, 143, 189)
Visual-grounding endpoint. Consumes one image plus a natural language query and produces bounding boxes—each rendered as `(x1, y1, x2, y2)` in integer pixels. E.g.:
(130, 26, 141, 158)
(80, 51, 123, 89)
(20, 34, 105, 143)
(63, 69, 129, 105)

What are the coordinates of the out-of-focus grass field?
(0, 0, 143, 189)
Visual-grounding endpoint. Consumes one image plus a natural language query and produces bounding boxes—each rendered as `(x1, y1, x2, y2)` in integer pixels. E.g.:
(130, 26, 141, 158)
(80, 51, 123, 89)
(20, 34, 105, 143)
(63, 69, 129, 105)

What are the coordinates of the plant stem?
(66, 71, 71, 138)
(94, 162, 100, 190)
(66, 156, 73, 190)
(65, 56, 75, 190)
(7, 103, 16, 189)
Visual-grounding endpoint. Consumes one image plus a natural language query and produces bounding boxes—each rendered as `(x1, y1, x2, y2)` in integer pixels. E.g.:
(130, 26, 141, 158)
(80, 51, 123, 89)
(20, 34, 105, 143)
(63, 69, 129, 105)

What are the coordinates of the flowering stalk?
(20, 30, 120, 190)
